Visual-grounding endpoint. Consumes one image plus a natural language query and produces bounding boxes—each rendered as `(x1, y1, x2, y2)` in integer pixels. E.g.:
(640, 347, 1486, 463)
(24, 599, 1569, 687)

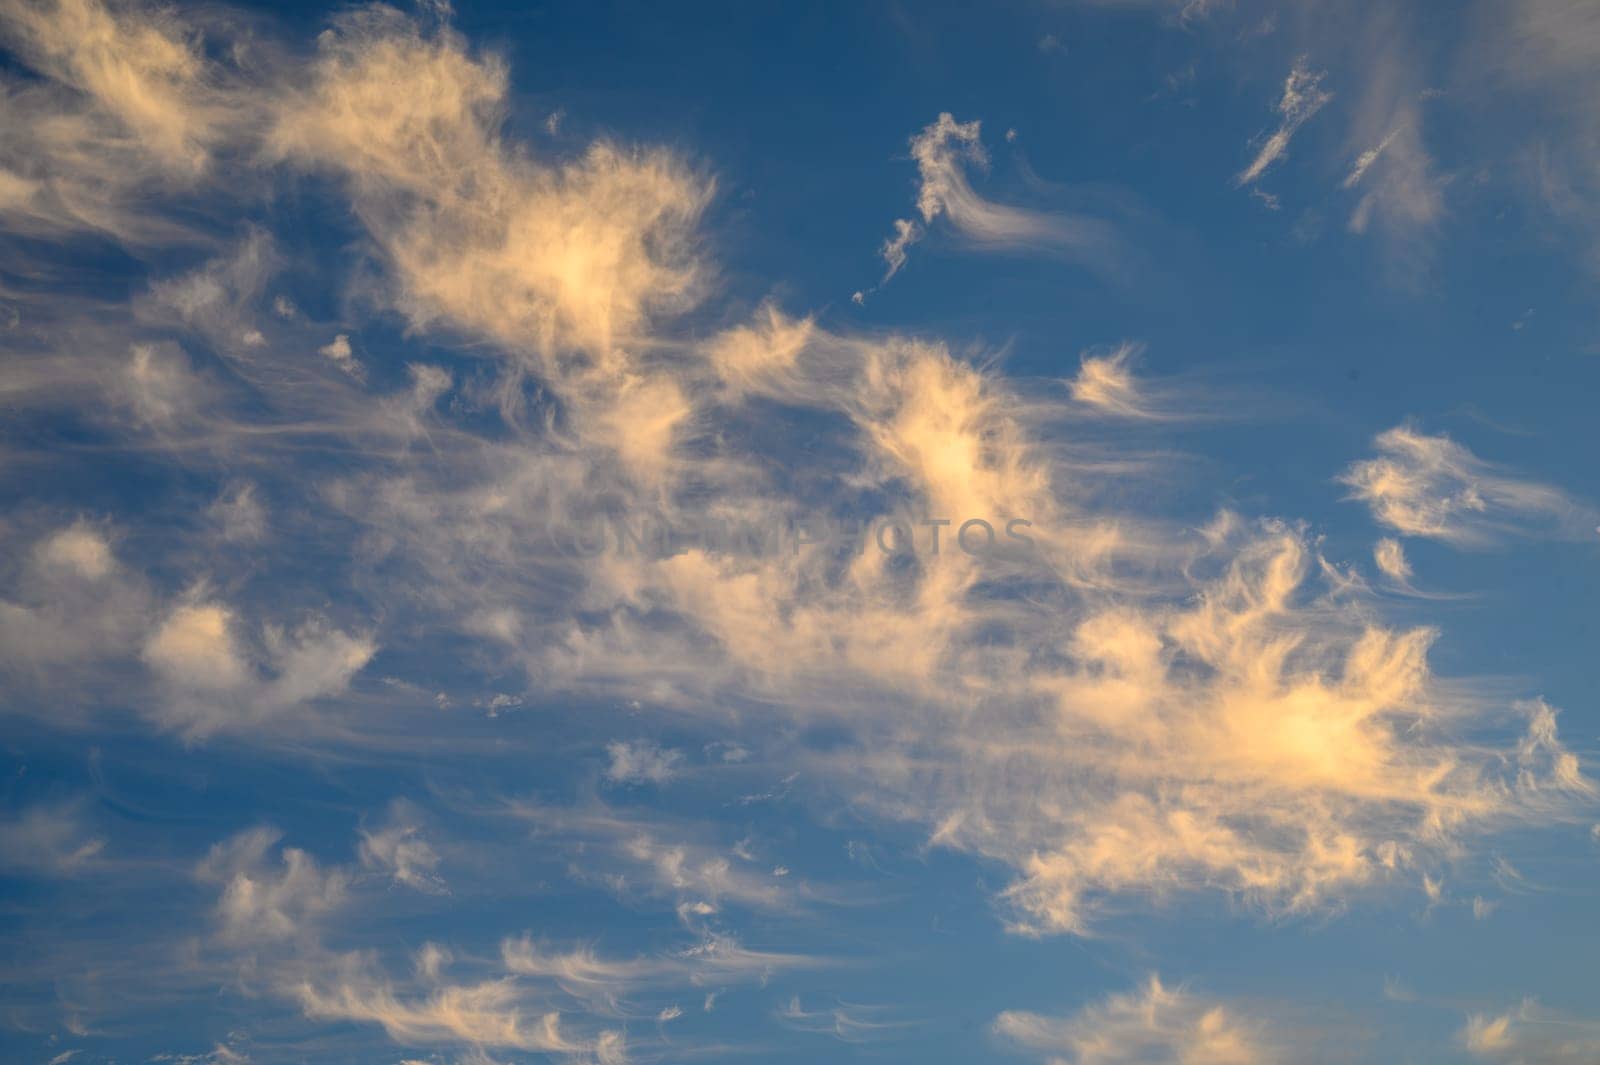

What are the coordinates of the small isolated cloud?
(1464, 999, 1600, 1063)
(37, 522, 113, 581)
(144, 601, 253, 693)
(318, 333, 364, 378)
(1340, 96, 1443, 244)
(995, 976, 1280, 1064)
(1373, 537, 1412, 582)
(0, 523, 151, 679)
(143, 597, 376, 738)
(359, 800, 447, 894)
(1339, 425, 1593, 546)
(0, 800, 105, 876)
(509, 802, 805, 918)
(1068, 343, 1157, 418)
(1344, 128, 1402, 190)
(862, 112, 1118, 298)
(1070, 0, 1224, 24)
(1237, 57, 1332, 188)
(196, 826, 349, 945)
(121, 342, 212, 429)
(879, 217, 920, 284)
(604, 739, 683, 785)
(776, 995, 912, 1044)
(209, 482, 267, 543)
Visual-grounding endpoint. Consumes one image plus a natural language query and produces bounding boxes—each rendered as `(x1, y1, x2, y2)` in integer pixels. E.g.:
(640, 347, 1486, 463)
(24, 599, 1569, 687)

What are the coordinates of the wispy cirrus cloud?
(995, 976, 1281, 1065)
(0, 2, 1597, 1058)
(1464, 999, 1600, 1064)
(859, 112, 1121, 300)
(0, 2, 1586, 957)
(1237, 56, 1332, 189)
(188, 819, 821, 1062)
(1339, 425, 1595, 546)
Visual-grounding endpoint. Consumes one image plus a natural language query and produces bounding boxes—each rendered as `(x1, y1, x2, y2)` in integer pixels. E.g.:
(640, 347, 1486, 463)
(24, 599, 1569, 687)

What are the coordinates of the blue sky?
(2, 1, 1600, 1063)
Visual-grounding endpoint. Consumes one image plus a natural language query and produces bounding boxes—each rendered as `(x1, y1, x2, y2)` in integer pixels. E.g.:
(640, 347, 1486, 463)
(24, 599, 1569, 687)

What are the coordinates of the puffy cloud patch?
(996, 976, 1279, 1065)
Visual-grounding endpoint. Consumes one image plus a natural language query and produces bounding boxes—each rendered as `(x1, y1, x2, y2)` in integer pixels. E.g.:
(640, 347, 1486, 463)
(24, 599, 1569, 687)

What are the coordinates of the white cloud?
(319, 334, 363, 378)
(197, 826, 349, 945)
(866, 113, 1120, 294)
(296, 957, 582, 1057)
(0, 14, 1593, 1053)
(0, 800, 105, 875)
(36, 522, 113, 580)
(1068, 343, 1165, 419)
(121, 342, 211, 428)
(1335, 20, 1444, 251)
(359, 801, 447, 895)
(1343, 128, 1401, 190)
(267, 7, 710, 379)
(209, 482, 266, 543)
(1237, 58, 1332, 188)
(0, 0, 234, 241)
(509, 802, 805, 920)
(604, 739, 683, 785)
(1372, 537, 1411, 582)
(143, 598, 375, 738)
(1340, 425, 1593, 546)
(144, 601, 252, 693)
(1465, 999, 1600, 1064)
(0, 523, 150, 679)
(775, 995, 910, 1044)
(996, 976, 1279, 1065)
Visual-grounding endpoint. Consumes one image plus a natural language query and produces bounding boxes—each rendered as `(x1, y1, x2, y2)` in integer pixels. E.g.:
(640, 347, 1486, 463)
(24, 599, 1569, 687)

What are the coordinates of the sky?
(2, 0, 1600, 1063)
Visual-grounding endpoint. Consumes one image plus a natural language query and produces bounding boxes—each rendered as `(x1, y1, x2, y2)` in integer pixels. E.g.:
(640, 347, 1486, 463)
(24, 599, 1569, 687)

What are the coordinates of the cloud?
(0, 799, 105, 875)
(1072, 0, 1224, 24)
(604, 739, 683, 785)
(350, 281, 1591, 938)
(0, 14, 1595, 1059)
(1372, 538, 1412, 583)
(209, 482, 267, 543)
(1490, 0, 1600, 269)
(1339, 425, 1594, 546)
(37, 522, 113, 579)
(295, 958, 583, 1058)
(510, 801, 804, 919)
(1464, 999, 1600, 1064)
(296, 954, 590, 1058)
(120, 342, 213, 429)
(0, 522, 150, 679)
(0, 0, 256, 242)
(186, 815, 817, 1063)
(995, 976, 1279, 1064)
(318, 333, 363, 378)
(1067, 342, 1168, 419)
(502, 931, 816, 1012)
(197, 827, 350, 945)
(1343, 131, 1398, 190)
(267, 7, 710, 372)
(879, 216, 920, 283)
(360, 801, 448, 895)
(0, 0, 221, 171)
(143, 598, 375, 737)
(144, 601, 253, 693)
(775, 995, 911, 1044)
(1343, 120, 1440, 237)
(865, 113, 1120, 294)
(1237, 58, 1332, 188)
(1332, 14, 1445, 256)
